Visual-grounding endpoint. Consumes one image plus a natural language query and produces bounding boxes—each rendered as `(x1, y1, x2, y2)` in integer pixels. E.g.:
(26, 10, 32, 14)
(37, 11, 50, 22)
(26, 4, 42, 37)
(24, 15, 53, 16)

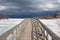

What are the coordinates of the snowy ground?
(0, 19, 25, 35)
(39, 19, 60, 38)
(0, 18, 60, 40)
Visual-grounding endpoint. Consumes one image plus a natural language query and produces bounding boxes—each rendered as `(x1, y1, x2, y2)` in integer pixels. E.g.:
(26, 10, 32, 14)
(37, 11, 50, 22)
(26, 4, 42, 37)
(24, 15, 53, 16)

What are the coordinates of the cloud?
(36, 3, 57, 11)
(0, 0, 20, 11)
(0, 5, 7, 11)
(30, 0, 60, 11)
(0, 5, 20, 11)
(0, 0, 60, 15)
(57, 0, 60, 3)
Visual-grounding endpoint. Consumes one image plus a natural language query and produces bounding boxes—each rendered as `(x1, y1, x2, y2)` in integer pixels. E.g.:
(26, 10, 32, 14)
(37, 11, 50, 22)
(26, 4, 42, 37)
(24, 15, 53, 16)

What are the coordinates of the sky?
(0, 0, 60, 18)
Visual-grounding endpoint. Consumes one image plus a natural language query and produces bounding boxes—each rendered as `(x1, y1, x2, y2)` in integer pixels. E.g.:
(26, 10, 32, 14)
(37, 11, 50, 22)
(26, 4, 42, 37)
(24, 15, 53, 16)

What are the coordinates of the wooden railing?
(0, 18, 60, 40)
(32, 18, 60, 40)
(0, 19, 28, 40)
(31, 19, 47, 40)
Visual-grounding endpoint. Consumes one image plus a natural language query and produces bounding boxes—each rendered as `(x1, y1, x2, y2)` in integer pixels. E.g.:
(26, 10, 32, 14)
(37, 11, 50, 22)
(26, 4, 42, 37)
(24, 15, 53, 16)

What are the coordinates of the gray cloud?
(0, 0, 60, 15)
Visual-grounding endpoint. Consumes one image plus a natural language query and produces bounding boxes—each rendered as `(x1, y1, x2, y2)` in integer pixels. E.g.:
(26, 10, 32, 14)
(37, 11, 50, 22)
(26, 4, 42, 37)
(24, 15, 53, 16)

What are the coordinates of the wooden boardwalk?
(0, 19, 60, 40)
(16, 19, 32, 40)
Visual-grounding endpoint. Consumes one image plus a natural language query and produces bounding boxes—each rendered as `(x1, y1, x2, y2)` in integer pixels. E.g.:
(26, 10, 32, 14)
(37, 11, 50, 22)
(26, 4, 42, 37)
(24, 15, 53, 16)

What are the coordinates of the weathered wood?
(2, 37, 7, 40)
(0, 19, 25, 40)
(34, 19, 60, 40)
(12, 32, 14, 40)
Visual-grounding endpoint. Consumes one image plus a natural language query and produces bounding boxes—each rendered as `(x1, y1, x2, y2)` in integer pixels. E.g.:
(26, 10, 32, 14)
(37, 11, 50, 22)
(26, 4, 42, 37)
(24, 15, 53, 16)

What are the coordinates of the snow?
(0, 19, 25, 35)
(39, 19, 60, 38)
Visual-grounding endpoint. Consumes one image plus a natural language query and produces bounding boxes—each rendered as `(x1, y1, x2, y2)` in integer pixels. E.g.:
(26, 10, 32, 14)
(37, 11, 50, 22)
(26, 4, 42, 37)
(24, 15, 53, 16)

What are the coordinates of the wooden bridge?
(0, 18, 60, 40)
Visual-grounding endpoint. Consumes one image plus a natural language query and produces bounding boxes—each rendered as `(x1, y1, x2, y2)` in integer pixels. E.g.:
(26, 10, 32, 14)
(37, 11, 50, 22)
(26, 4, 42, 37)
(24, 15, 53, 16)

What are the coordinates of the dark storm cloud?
(0, 0, 60, 16)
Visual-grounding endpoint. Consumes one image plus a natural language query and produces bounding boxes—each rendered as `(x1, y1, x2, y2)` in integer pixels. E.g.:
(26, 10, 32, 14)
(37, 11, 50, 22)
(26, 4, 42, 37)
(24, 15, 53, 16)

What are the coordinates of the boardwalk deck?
(16, 19, 32, 40)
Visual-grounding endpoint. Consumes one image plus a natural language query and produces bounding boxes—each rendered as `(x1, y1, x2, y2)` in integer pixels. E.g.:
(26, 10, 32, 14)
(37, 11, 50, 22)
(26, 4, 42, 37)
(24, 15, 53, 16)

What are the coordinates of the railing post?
(12, 32, 14, 40)
(16, 28, 17, 40)
(2, 37, 7, 40)
(16, 27, 20, 40)
(45, 31, 47, 40)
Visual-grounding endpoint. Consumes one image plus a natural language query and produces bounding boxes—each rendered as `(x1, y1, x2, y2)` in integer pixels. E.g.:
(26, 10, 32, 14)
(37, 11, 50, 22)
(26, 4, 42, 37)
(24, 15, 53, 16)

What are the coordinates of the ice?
(39, 19, 60, 37)
(0, 19, 25, 35)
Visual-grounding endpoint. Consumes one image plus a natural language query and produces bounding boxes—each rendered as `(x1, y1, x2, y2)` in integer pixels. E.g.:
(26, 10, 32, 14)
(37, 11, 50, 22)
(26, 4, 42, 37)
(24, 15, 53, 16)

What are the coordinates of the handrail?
(31, 19, 46, 40)
(0, 19, 26, 40)
(34, 18, 60, 40)
(0, 18, 60, 40)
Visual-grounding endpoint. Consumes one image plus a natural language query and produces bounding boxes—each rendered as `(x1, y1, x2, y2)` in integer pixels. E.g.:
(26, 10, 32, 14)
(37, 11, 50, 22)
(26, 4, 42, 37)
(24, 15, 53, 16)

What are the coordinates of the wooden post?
(2, 37, 7, 40)
(16, 28, 18, 40)
(12, 32, 14, 40)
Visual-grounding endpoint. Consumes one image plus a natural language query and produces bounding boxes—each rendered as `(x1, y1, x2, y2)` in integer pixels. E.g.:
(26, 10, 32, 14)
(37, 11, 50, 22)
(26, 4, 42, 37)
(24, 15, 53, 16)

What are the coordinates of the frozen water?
(39, 19, 60, 38)
(0, 19, 24, 35)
